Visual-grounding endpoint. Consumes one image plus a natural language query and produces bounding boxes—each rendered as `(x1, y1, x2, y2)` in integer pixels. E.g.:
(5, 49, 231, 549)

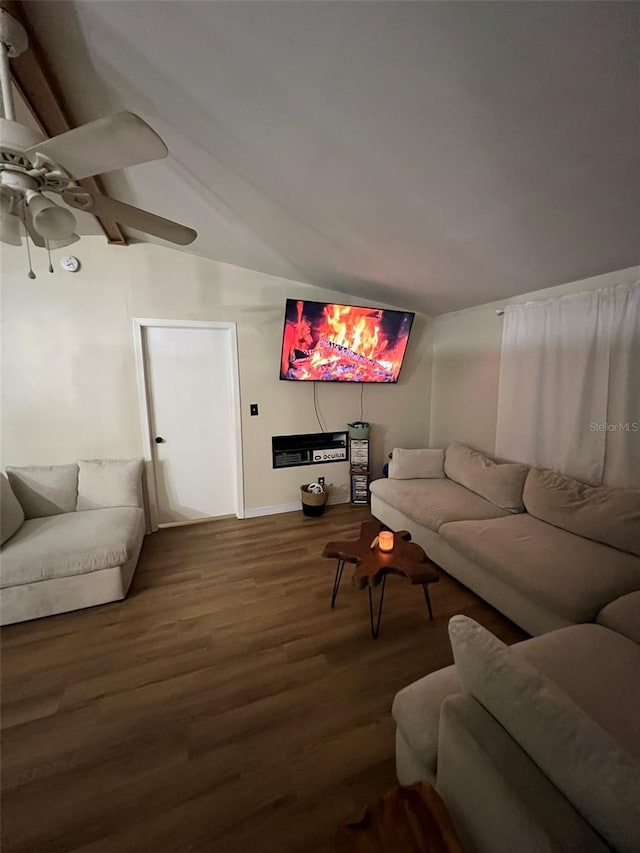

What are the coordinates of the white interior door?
(143, 324, 240, 524)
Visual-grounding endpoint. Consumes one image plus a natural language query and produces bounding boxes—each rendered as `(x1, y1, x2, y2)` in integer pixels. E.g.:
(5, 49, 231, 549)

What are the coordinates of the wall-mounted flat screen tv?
(279, 299, 415, 383)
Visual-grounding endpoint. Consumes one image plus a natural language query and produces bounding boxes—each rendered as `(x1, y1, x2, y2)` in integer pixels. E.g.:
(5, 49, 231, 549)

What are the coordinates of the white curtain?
(496, 280, 640, 488)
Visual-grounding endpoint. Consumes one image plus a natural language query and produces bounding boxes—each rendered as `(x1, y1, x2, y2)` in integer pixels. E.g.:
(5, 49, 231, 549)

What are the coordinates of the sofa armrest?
(437, 695, 608, 853)
(392, 664, 461, 781)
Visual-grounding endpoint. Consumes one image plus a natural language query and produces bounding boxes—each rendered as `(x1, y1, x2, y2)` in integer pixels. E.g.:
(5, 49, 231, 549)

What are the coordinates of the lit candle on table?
(378, 530, 394, 552)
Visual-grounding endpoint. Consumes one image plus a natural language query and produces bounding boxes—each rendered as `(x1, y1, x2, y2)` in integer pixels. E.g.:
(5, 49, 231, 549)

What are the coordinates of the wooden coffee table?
(335, 782, 463, 853)
(322, 520, 439, 638)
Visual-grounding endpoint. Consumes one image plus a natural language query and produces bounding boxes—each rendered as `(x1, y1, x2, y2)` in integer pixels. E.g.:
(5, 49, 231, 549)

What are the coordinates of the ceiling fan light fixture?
(46, 232, 80, 249)
(26, 191, 76, 241)
(0, 194, 21, 245)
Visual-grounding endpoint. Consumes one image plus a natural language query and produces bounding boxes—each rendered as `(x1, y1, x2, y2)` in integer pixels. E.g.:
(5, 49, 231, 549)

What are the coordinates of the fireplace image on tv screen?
(279, 299, 414, 383)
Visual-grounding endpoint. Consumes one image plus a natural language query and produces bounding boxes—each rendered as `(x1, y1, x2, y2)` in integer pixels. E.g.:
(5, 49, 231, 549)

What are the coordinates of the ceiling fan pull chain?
(20, 201, 36, 279)
(46, 239, 54, 273)
(25, 231, 36, 279)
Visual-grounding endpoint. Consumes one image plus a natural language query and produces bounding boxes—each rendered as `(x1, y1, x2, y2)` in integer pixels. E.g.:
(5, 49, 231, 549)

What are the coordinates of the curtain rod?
(496, 309, 505, 316)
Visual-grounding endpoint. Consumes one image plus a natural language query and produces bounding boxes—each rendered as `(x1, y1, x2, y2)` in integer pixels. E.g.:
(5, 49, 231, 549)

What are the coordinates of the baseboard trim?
(158, 515, 236, 528)
(244, 496, 350, 519)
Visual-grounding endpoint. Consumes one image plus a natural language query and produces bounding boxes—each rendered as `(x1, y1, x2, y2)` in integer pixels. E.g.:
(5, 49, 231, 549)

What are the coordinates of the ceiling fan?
(0, 8, 197, 275)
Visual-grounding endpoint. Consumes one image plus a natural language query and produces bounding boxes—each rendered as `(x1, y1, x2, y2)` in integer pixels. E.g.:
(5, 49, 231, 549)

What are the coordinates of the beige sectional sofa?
(0, 459, 145, 625)
(398, 616, 640, 853)
(370, 444, 640, 637)
(371, 444, 640, 852)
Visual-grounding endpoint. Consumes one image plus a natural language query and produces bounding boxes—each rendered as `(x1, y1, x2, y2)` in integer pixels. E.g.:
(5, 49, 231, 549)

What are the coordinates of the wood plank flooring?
(1, 505, 526, 853)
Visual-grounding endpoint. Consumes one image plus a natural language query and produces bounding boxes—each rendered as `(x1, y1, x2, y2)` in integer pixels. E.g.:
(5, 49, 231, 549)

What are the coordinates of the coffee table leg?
(422, 583, 434, 620)
(368, 575, 387, 639)
(331, 559, 345, 608)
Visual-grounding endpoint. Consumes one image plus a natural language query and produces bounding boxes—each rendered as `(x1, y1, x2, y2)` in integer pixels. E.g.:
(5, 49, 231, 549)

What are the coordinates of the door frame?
(132, 318, 245, 531)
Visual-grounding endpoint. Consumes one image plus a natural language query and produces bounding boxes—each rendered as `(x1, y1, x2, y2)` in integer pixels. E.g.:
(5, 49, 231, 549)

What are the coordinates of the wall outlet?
(250, 403, 259, 416)
(318, 476, 325, 486)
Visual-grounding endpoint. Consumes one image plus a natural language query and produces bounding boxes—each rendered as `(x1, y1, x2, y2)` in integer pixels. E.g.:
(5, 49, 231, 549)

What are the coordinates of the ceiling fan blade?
(23, 112, 168, 180)
(61, 188, 197, 246)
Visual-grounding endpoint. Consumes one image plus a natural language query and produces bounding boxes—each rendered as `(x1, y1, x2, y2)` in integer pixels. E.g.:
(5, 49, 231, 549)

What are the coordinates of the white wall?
(1, 238, 431, 513)
(428, 265, 640, 454)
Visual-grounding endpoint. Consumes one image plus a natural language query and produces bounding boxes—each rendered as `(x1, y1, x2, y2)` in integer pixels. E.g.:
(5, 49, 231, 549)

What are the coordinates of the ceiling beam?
(1, 0, 127, 245)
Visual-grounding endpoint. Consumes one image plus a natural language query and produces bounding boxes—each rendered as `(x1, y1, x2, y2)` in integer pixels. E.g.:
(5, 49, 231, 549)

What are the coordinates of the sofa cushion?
(524, 466, 640, 557)
(77, 459, 143, 510)
(6, 464, 78, 518)
(389, 448, 445, 480)
(597, 592, 640, 645)
(448, 616, 640, 853)
(444, 444, 529, 513)
(0, 475, 25, 545)
(392, 664, 461, 776)
(515, 624, 640, 760)
(439, 514, 640, 624)
(370, 477, 509, 533)
(0, 507, 145, 588)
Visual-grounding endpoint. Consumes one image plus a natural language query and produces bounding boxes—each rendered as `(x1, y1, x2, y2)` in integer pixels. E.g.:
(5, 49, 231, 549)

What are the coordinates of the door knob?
(155, 436, 165, 444)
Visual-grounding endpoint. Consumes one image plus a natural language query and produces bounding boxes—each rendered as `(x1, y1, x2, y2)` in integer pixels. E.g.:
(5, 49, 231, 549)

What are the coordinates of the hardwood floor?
(1, 505, 525, 853)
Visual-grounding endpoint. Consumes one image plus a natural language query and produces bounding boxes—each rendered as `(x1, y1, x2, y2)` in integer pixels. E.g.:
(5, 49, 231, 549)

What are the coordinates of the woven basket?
(301, 483, 331, 516)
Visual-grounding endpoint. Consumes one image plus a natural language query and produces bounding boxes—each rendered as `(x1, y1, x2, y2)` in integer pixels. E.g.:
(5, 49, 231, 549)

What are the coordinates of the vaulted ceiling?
(22, 1, 639, 313)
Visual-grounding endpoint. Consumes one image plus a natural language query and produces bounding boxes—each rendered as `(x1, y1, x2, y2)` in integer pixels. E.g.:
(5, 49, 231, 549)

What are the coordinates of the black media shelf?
(272, 431, 349, 469)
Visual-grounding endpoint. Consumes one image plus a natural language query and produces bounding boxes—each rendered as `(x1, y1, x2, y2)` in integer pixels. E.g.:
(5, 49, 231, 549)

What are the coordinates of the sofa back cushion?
(389, 448, 445, 480)
(444, 444, 529, 512)
(597, 592, 640, 645)
(1, 474, 25, 545)
(448, 615, 640, 853)
(77, 459, 143, 510)
(524, 467, 640, 557)
(6, 464, 78, 518)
